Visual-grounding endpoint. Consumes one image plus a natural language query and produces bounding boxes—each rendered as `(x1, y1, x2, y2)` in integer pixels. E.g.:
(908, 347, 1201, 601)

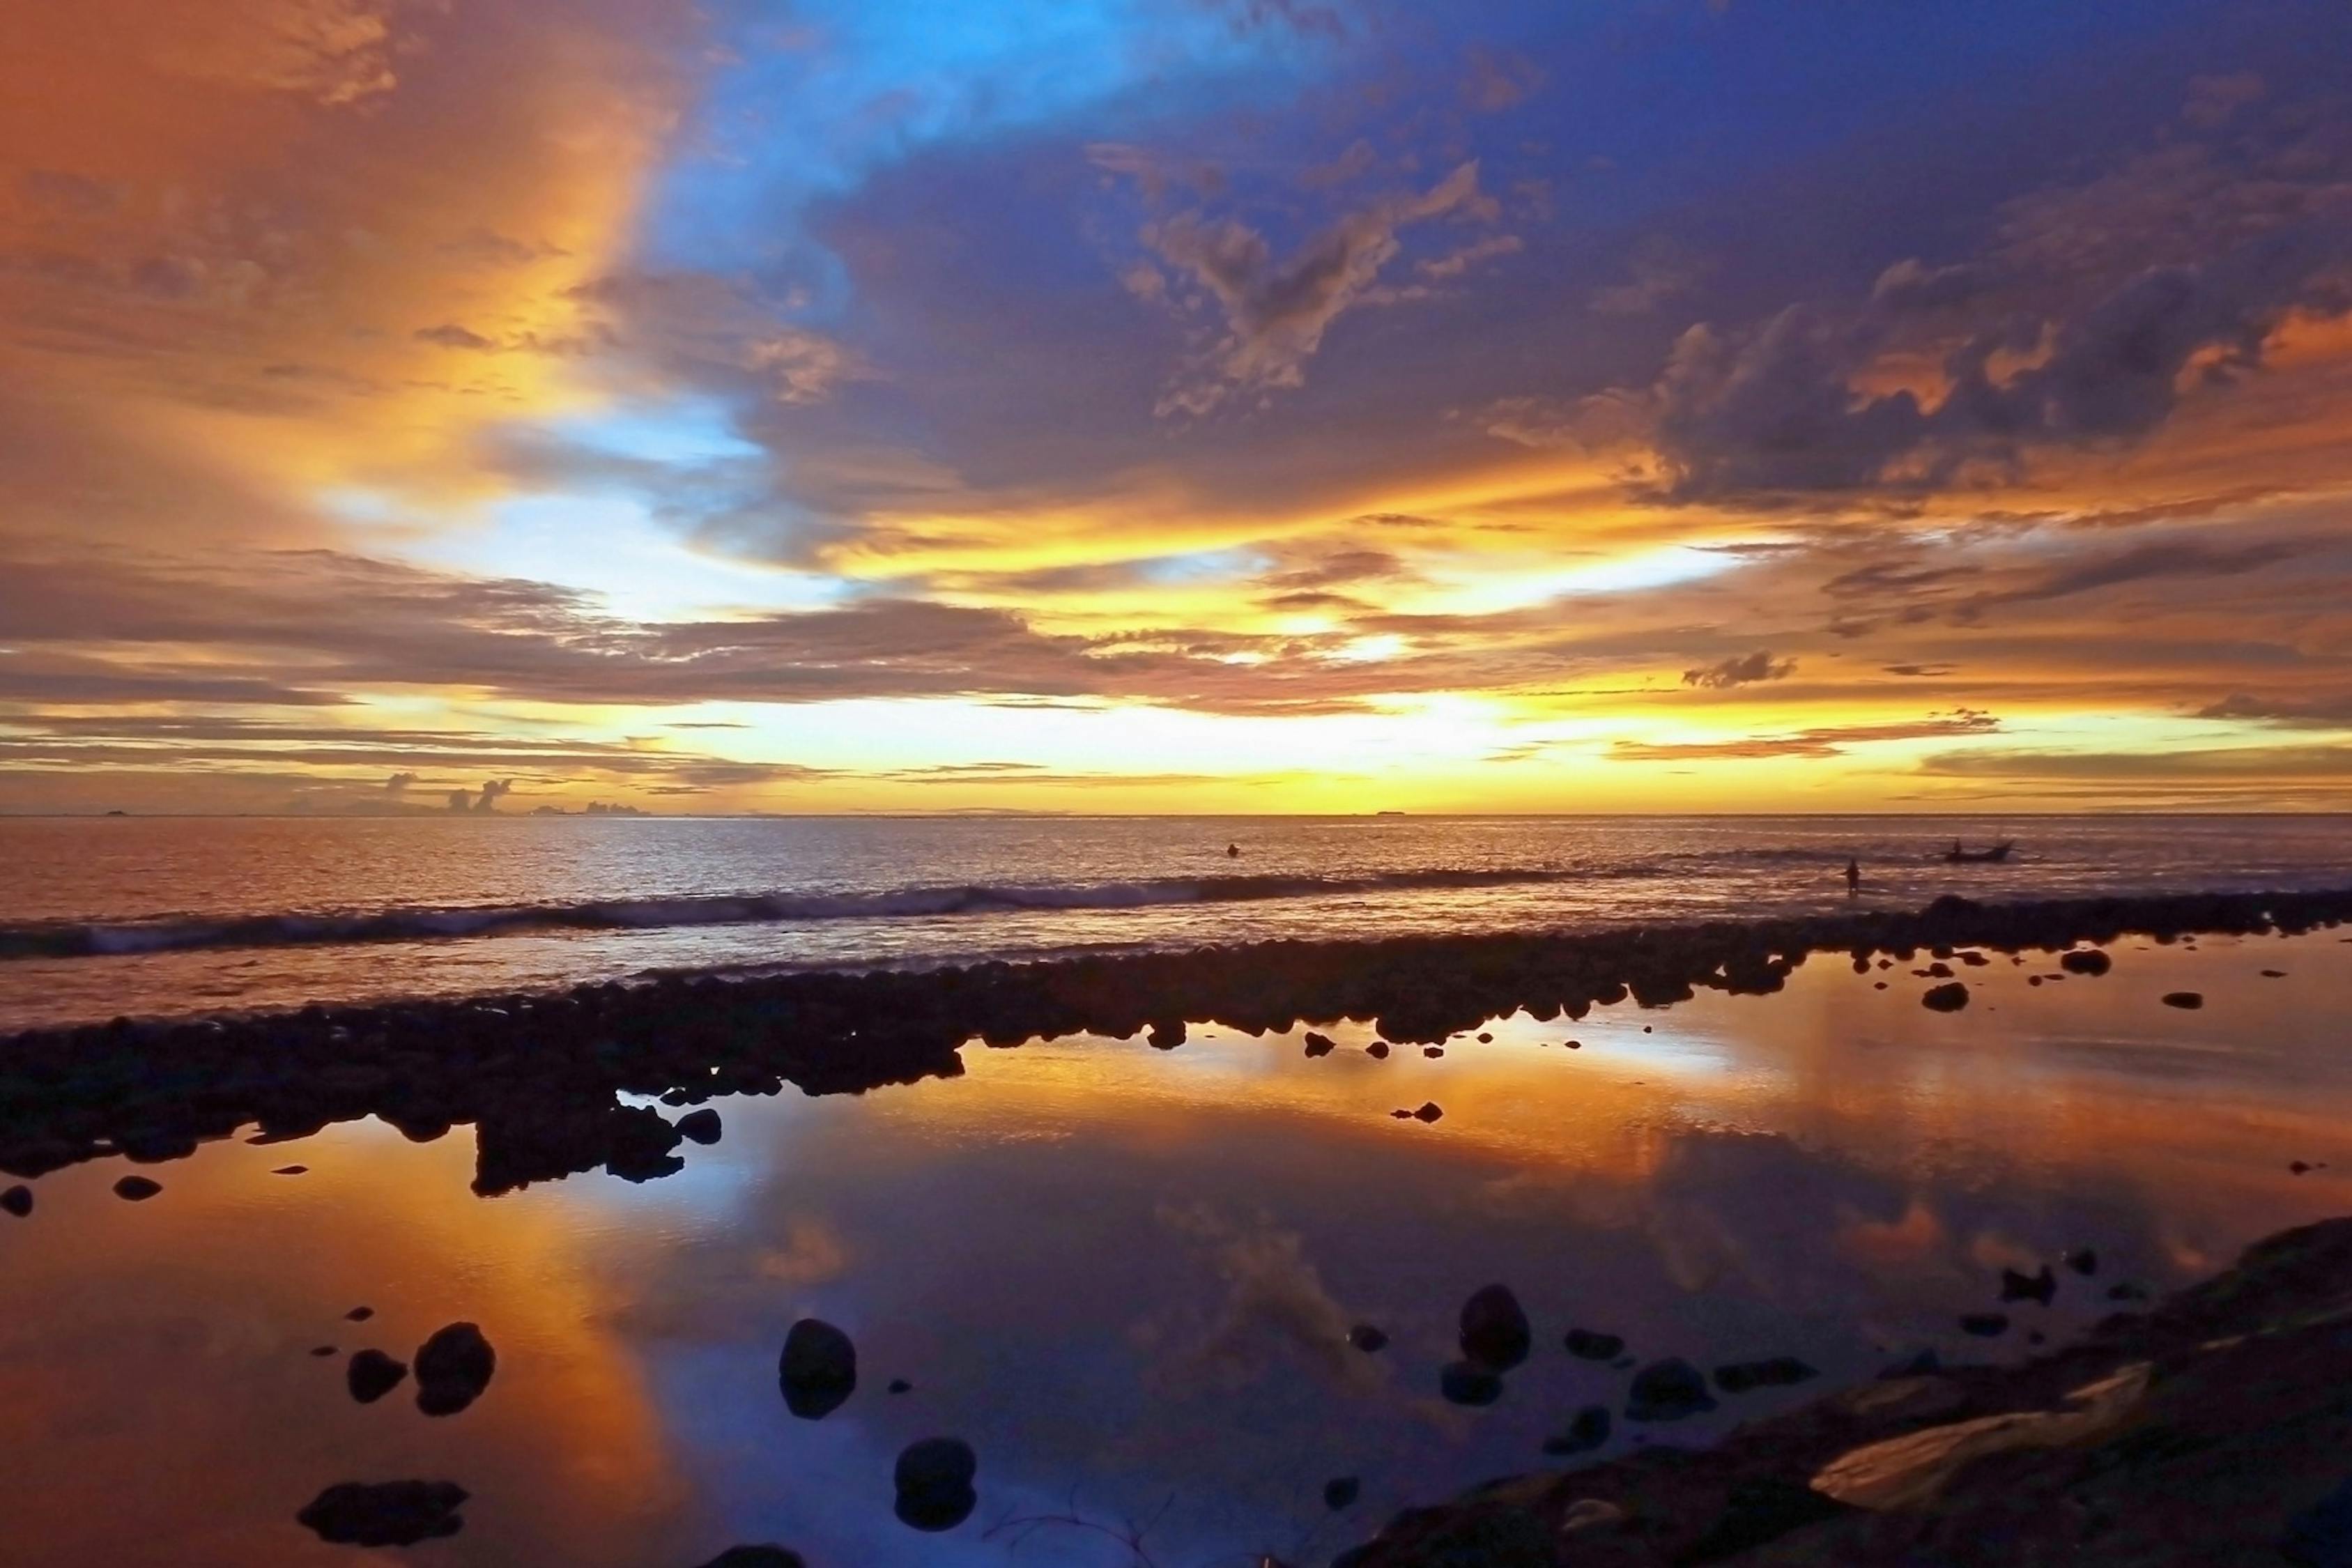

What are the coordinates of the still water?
(6, 813, 2352, 1029)
(1, 929, 2344, 1565)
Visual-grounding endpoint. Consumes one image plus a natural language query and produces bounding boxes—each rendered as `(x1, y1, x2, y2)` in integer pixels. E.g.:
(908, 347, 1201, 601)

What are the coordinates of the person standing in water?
(1845, 857, 1861, 896)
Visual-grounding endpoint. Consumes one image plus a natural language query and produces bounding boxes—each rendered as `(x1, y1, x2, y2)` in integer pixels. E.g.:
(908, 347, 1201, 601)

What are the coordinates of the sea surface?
(5, 813, 2352, 1031)
(1, 927, 2347, 1565)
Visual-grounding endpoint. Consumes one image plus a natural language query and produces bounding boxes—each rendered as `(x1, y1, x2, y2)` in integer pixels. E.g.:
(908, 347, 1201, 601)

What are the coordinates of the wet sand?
(1, 891, 2349, 1563)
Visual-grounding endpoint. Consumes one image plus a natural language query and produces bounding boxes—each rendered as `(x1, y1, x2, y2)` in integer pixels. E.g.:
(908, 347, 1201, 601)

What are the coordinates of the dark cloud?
(2193, 693, 2352, 726)
(1613, 710, 1999, 761)
(414, 323, 496, 351)
(1681, 650, 1794, 689)
(1144, 162, 1492, 414)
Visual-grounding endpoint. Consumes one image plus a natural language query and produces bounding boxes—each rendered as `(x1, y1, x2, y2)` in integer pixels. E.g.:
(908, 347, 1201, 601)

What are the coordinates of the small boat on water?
(1943, 840, 2014, 863)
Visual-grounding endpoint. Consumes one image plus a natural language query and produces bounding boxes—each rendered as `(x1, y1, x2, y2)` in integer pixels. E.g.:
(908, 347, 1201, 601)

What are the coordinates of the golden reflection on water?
(2, 931, 2349, 1565)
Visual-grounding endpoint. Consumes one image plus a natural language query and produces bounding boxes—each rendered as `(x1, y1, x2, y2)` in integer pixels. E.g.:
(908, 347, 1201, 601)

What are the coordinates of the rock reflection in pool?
(3, 930, 2352, 1564)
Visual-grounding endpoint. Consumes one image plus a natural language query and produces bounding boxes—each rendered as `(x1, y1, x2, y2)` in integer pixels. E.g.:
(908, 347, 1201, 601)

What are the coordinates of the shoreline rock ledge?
(1332, 1215, 2352, 1566)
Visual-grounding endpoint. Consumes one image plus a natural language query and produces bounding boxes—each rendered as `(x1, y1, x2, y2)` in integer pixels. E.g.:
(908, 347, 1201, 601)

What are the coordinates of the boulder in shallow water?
(1439, 1360, 1505, 1407)
(2063, 1247, 2098, 1276)
(346, 1349, 408, 1404)
(2000, 1265, 2057, 1306)
(675, 1108, 722, 1145)
(1411, 1101, 1443, 1123)
(1563, 1328, 1624, 1361)
(1459, 1284, 1531, 1370)
(778, 1318, 856, 1420)
(1147, 1020, 1185, 1050)
(2059, 948, 2112, 976)
(297, 1480, 468, 1546)
(1302, 1032, 1336, 1056)
(1365, 1041, 1390, 1059)
(112, 1175, 161, 1201)
(413, 1323, 495, 1416)
(1323, 1475, 1360, 1510)
(893, 1437, 977, 1532)
(1626, 1358, 1716, 1422)
(1921, 982, 1969, 1013)
(1714, 1355, 1819, 1394)
(1, 1184, 29, 1217)
(1542, 1404, 1611, 1456)
(1347, 1323, 1389, 1353)
(2162, 990, 2204, 1009)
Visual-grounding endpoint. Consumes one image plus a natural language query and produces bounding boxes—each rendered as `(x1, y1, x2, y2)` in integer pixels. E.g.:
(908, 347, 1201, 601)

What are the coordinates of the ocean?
(6, 813, 2352, 1031)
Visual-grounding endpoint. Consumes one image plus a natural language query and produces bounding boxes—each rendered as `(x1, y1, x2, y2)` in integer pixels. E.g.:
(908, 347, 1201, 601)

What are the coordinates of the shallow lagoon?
(3, 930, 2347, 1566)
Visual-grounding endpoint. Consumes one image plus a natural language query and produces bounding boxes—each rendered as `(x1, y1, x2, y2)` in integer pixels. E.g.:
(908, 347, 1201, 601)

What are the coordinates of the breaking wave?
(0, 865, 1670, 962)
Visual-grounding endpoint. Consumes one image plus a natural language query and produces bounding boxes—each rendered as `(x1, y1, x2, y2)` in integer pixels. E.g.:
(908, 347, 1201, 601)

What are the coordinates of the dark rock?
(2063, 1247, 2099, 1276)
(1714, 1355, 1818, 1393)
(1459, 1284, 1531, 1370)
(2294, 1161, 2314, 1175)
(113, 1175, 161, 1201)
(1541, 1404, 1611, 1456)
(1924, 961, 1954, 978)
(1411, 1101, 1443, 1123)
(675, 1108, 722, 1145)
(1147, 1020, 1185, 1050)
(297, 1480, 468, 1546)
(2059, 948, 2112, 976)
(1680, 1476, 1852, 1563)
(893, 1437, 977, 1532)
(887, 1377, 912, 1394)
(1563, 1328, 1624, 1361)
(778, 1318, 856, 1420)
(1348, 1323, 1389, 1353)
(345, 1305, 374, 1321)
(311, 1346, 337, 1357)
(2263, 969, 2288, 978)
(1422, 1046, 1444, 1059)
(2162, 990, 2205, 1009)
(2281, 1475, 2352, 1568)
(1302, 1032, 1336, 1057)
(1323, 1475, 1361, 1511)
(347, 1349, 408, 1404)
(1475, 1032, 1492, 1043)
(414, 1322, 495, 1416)
(690, 1549, 806, 1568)
(1439, 1360, 1504, 1407)
(2000, 1264, 2057, 1305)
(1921, 981, 1970, 1012)
(1388, 1109, 1414, 1119)
(1365, 1041, 1390, 1059)
(1, 1184, 28, 1217)
(272, 1165, 307, 1175)
(1625, 1358, 1716, 1422)
(1959, 1312, 2009, 1337)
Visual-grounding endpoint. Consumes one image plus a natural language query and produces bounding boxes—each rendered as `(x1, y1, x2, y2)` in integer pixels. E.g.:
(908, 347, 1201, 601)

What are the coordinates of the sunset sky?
(4, 0, 2351, 813)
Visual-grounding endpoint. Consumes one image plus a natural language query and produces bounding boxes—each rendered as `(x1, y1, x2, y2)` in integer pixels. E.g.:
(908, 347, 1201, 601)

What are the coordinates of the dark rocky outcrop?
(2162, 990, 2205, 1009)
(1325, 1476, 1362, 1510)
(112, 1175, 160, 1201)
(413, 1323, 495, 1416)
(2059, 948, 2112, 976)
(1716, 1356, 1820, 1394)
(2000, 1265, 2057, 1306)
(1, 1183, 27, 1217)
(778, 1318, 856, 1420)
(675, 1107, 723, 1145)
(1337, 1215, 2352, 1567)
(297, 1480, 468, 1546)
(1921, 982, 1969, 1013)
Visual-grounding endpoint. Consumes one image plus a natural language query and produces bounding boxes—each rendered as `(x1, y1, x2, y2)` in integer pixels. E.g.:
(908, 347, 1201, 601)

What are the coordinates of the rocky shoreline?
(1, 886, 2345, 1197)
(1330, 1213, 2352, 1566)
